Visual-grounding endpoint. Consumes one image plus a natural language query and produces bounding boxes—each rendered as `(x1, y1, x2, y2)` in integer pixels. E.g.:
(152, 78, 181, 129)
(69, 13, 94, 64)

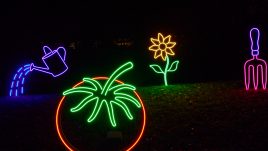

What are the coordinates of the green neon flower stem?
(163, 56, 170, 86)
(101, 62, 134, 96)
(149, 56, 179, 86)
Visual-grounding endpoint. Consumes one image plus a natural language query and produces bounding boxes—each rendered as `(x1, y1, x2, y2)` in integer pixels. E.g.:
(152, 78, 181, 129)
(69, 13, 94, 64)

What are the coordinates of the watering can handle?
(57, 47, 66, 61)
(43, 46, 53, 54)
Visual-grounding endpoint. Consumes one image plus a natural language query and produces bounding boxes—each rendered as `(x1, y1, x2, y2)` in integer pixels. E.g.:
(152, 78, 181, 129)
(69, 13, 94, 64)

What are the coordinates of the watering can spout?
(30, 63, 49, 72)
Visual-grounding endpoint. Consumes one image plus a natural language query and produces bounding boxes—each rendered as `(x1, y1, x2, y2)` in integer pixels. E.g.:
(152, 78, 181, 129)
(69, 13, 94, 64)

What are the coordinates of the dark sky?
(2, 1, 268, 43)
(1, 0, 268, 95)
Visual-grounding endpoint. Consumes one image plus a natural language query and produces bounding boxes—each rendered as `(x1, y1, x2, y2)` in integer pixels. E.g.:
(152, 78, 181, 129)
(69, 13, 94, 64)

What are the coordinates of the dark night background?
(1, 1, 268, 151)
(1, 0, 268, 96)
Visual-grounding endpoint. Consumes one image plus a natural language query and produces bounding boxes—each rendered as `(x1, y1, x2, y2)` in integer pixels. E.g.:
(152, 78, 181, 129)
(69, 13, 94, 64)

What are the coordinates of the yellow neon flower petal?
(164, 35, 171, 43)
(161, 50, 167, 61)
(158, 33, 165, 43)
(165, 48, 175, 55)
(150, 38, 160, 45)
(166, 42, 176, 48)
(149, 45, 159, 51)
(154, 50, 162, 59)
(149, 33, 177, 61)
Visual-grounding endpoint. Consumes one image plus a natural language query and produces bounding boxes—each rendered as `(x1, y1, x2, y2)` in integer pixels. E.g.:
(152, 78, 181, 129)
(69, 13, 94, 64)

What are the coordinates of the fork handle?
(250, 27, 260, 56)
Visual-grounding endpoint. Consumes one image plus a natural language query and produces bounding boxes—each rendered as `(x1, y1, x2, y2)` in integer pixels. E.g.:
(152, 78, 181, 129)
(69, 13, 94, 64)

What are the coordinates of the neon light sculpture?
(56, 62, 146, 151)
(30, 46, 68, 77)
(63, 62, 141, 127)
(244, 27, 267, 90)
(148, 33, 179, 86)
(9, 46, 68, 96)
(9, 64, 31, 96)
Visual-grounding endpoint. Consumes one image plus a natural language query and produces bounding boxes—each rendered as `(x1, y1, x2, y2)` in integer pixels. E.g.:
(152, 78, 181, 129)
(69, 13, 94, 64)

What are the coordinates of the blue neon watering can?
(30, 46, 68, 77)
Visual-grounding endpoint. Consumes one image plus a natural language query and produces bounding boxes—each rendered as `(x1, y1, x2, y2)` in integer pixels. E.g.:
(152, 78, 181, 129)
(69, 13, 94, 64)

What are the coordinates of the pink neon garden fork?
(244, 27, 267, 90)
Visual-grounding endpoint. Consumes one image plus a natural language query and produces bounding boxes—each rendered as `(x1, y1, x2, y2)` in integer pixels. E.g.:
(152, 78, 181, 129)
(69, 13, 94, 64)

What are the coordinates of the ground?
(0, 80, 268, 151)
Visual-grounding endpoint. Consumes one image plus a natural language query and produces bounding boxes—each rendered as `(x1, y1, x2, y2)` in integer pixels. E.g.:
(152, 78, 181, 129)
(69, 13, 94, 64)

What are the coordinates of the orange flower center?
(159, 43, 166, 51)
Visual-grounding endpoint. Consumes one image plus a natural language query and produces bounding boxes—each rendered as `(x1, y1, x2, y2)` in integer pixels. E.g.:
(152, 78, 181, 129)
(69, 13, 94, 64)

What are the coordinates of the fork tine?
(258, 64, 267, 90)
(264, 64, 267, 89)
(244, 63, 250, 90)
(252, 65, 259, 90)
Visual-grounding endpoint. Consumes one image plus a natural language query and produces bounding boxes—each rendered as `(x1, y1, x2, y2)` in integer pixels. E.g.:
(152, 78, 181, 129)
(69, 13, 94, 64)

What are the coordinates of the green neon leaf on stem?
(168, 60, 179, 72)
(149, 64, 164, 74)
(109, 84, 136, 92)
(63, 87, 95, 95)
(115, 93, 141, 108)
(87, 98, 110, 123)
(87, 98, 101, 122)
(70, 96, 97, 112)
(83, 78, 102, 90)
(112, 100, 133, 119)
(108, 101, 117, 127)
(86, 100, 117, 127)
(101, 62, 133, 96)
(64, 61, 141, 127)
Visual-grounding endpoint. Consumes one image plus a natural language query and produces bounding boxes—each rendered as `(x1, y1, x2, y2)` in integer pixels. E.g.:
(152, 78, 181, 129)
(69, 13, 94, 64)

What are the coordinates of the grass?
(0, 80, 268, 150)
(135, 80, 268, 151)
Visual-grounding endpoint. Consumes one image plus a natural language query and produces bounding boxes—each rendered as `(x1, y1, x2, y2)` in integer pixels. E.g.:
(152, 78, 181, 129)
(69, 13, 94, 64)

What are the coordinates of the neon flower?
(148, 33, 180, 86)
(244, 27, 267, 90)
(149, 33, 176, 61)
(63, 62, 142, 127)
